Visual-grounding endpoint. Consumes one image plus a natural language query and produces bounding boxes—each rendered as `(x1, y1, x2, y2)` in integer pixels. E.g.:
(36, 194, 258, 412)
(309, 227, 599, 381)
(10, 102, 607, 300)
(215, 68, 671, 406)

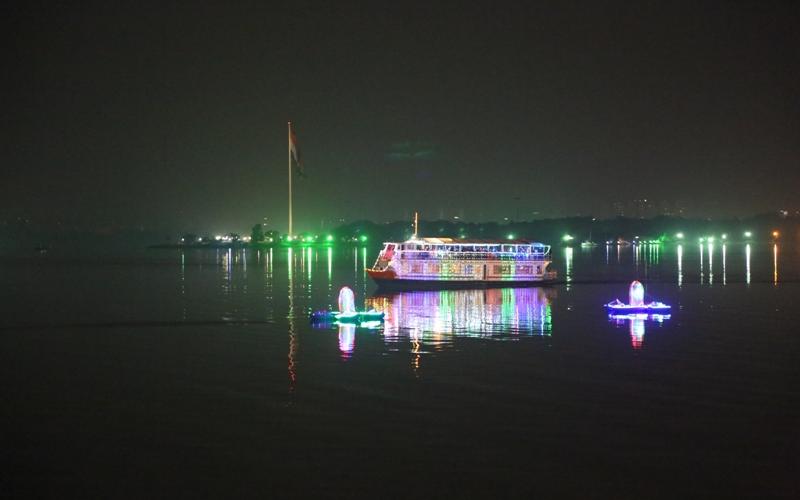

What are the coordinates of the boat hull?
(369, 276, 556, 291)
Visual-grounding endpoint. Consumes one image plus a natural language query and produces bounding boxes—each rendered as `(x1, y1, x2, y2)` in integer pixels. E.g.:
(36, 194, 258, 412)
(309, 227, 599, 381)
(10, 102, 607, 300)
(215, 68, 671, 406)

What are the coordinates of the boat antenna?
(413, 211, 419, 239)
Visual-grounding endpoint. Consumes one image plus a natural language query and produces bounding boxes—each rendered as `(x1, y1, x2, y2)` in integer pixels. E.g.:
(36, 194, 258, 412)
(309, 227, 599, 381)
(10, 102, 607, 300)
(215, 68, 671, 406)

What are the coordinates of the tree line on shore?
(175, 213, 797, 247)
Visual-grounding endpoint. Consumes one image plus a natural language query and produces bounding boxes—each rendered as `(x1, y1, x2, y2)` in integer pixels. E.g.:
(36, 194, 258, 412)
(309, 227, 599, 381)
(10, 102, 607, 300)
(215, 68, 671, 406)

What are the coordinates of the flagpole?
(288, 121, 293, 238)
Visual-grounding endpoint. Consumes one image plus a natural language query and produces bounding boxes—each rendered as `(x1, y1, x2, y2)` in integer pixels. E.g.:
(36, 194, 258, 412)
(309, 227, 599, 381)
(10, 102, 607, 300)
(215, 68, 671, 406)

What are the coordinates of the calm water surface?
(1, 243, 799, 498)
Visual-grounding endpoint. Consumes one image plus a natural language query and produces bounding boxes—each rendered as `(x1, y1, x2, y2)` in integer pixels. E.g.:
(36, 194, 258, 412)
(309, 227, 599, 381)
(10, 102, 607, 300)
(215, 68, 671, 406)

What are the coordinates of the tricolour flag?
(289, 122, 305, 178)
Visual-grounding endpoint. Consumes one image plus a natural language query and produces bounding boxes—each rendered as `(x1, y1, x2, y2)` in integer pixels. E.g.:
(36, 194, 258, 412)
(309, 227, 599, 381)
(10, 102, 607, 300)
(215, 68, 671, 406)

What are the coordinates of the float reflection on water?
(338, 323, 356, 359)
(325, 287, 555, 359)
(608, 313, 670, 350)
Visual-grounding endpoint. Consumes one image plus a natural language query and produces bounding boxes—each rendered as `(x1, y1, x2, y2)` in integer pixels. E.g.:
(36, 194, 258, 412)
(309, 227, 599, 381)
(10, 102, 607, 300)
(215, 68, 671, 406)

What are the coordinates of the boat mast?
(413, 211, 419, 239)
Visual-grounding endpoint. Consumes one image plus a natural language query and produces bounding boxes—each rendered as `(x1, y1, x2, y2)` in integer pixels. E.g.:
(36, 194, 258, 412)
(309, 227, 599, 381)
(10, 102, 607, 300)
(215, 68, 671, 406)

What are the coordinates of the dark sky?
(5, 1, 799, 233)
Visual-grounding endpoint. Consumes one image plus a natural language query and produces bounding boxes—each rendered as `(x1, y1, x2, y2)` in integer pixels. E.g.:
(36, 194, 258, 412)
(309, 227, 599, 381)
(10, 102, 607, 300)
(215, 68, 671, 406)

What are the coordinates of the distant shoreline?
(153, 213, 799, 250)
(148, 242, 339, 250)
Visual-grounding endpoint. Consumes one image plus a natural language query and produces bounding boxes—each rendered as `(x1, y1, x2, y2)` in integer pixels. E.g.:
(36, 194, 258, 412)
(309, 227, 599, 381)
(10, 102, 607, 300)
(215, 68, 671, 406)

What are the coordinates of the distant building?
(630, 198, 653, 218)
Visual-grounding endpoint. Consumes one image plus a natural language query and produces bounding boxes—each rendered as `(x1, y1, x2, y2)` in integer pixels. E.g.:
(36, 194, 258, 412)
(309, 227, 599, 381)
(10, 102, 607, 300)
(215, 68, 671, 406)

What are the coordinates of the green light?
(359, 235, 368, 242)
(744, 231, 752, 238)
(707, 236, 715, 242)
(675, 232, 684, 239)
(699, 237, 705, 243)
(562, 234, 574, 242)
(326, 234, 333, 242)
(507, 233, 515, 240)
(721, 234, 727, 240)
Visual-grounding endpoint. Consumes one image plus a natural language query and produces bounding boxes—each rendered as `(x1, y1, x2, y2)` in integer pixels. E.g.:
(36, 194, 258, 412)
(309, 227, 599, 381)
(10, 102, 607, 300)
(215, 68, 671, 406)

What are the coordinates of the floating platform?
(310, 310, 385, 323)
(605, 299, 671, 314)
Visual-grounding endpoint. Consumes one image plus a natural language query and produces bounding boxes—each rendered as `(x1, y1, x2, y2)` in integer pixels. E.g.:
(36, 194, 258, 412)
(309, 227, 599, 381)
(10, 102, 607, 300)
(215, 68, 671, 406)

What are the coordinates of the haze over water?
(2, 242, 798, 498)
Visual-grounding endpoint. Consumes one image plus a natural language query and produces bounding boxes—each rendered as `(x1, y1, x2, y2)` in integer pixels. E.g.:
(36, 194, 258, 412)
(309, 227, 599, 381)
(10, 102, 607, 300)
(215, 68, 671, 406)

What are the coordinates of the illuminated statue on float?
(310, 286, 385, 324)
(606, 280, 671, 350)
(605, 280, 671, 314)
(338, 286, 355, 314)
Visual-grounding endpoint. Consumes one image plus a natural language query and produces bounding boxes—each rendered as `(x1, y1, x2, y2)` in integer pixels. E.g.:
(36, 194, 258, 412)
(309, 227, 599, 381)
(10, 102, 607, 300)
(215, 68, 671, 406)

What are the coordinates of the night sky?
(5, 1, 799, 233)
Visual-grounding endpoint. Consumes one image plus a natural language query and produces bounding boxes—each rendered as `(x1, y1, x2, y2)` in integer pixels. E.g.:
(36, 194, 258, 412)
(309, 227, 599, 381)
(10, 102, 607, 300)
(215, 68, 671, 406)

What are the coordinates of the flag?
(289, 122, 305, 177)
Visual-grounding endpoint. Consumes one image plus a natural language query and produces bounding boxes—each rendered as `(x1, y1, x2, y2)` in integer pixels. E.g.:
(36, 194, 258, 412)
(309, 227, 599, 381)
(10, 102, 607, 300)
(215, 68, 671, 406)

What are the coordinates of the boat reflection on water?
(365, 287, 555, 356)
(608, 313, 670, 350)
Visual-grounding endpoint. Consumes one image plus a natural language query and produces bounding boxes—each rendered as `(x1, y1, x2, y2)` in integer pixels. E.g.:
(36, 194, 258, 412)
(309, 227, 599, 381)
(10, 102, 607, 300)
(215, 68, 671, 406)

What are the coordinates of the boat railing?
(397, 250, 550, 261)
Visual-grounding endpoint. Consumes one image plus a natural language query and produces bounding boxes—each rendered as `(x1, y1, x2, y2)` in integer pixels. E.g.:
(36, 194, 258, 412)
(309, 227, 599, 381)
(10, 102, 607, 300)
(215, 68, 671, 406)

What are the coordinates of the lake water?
(2, 243, 798, 498)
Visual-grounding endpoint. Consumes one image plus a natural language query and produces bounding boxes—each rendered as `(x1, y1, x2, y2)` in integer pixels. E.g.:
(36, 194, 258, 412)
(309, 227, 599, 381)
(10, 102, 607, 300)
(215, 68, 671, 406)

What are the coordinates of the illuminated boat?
(367, 237, 556, 290)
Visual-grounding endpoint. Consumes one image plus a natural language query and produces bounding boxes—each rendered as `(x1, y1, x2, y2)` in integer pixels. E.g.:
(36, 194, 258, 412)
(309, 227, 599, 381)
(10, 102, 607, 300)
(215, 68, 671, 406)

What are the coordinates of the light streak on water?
(564, 247, 574, 290)
(327, 247, 333, 283)
(722, 244, 726, 285)
(745, 244, 751, 285)
(699, 243, 704, 285)
(287, 247, 296, 393)
(773, 244, 779, 285)
(708, 243, 714, 285)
